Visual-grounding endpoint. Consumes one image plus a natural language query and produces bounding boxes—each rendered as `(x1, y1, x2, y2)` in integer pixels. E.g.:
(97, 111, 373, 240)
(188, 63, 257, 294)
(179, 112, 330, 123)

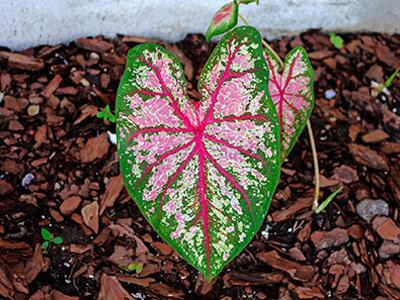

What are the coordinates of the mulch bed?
(0, 30, 399, 299)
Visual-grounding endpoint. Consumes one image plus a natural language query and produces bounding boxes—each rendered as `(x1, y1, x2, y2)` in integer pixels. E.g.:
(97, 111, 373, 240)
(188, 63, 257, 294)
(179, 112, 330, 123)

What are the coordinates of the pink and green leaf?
(117, 26, 280, 280)
(205, 1, 239, 42)
(264, 46, 314, 160)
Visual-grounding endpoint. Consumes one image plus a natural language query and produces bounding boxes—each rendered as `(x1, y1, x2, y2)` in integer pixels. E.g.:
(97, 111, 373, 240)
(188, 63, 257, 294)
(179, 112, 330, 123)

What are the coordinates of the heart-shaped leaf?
(264, 47, 314, 160)
(117, 26, 280, 280)
(205, 1, 239, 42)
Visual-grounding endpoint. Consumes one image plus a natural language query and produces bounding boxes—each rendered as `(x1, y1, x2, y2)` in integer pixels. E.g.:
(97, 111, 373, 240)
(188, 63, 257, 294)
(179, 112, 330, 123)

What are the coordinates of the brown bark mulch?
(0, 30, 399, 299)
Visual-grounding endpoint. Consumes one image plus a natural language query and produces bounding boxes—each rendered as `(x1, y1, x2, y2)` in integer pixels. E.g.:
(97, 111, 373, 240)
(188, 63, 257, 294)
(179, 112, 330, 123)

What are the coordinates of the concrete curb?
(1, 0, 399, 50)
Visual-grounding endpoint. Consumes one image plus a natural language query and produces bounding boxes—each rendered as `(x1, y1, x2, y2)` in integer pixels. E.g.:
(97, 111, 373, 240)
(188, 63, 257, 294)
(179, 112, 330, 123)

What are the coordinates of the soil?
(0, 30, 399, 299)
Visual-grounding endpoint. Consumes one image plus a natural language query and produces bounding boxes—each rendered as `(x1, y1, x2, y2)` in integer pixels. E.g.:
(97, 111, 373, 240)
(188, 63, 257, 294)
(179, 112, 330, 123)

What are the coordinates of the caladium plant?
(116, 26, 280, 280)
(264, 47, 314, 160)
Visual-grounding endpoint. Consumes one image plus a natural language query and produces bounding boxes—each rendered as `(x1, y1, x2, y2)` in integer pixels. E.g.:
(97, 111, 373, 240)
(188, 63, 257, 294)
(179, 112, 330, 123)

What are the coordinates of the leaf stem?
(238, 13, 250, 26)
(306, 120, 320, 211)
(239, 11, 321, 211)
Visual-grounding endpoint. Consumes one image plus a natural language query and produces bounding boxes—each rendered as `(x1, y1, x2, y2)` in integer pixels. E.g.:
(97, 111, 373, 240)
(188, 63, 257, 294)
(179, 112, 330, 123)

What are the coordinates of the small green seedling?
(315, 186, 343, 214)
(97, 104, 116, 123)
(127, 261, 143, 274)
(378, 66, 400, 94)
(41, 228, 63, 251)
(329, 32, 344, 49)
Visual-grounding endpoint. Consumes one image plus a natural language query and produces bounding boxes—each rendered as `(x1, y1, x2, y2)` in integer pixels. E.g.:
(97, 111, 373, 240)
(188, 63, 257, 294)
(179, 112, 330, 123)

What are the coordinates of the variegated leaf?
(264, 47, 314, 160)
(117, 26, 280, 280)
(205, 1, 239, 42)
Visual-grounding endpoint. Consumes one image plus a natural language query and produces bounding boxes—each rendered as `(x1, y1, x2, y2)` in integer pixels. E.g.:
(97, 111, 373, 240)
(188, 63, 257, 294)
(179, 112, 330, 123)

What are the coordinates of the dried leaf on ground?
(117, 275, 155, 287)
(0, 51, 44, 70)
(372, 217, 400, 241)
(52, 290, 79, 300)
(75, 38, 113, 53)
(107, 245, 134, 268)
(99, 175, 124, 215)
(271, 197, 313, 222)
(148, 283, 185, 299)
(224, 272, 284, 286)
(74, 104, 98, 125)
(81, 201, 99, 233)
(0, 265, 14, 298)
(41, 74, 63, 98)
(80, 133, 110, 163)
(331, 165, 359, 184)
(257, 250, 315, 282)
(383, 261, 400, 289)
(294, 286, 325, 299)
(0, 179, 13, 195)
(348, 143, 389, 171)
(21, 244, 50, 286)
(376, 44, 399, 68)
(379, 240, 400, 259)
(60, 196, 82, 215)
(311, 228, 349, 249)
(98, 273, 133, 300)
(361, 129, 389, 143)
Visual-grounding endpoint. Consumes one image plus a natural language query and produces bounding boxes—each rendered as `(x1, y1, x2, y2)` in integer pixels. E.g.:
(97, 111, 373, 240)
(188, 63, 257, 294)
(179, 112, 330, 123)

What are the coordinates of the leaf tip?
(205, 1, 239, 41)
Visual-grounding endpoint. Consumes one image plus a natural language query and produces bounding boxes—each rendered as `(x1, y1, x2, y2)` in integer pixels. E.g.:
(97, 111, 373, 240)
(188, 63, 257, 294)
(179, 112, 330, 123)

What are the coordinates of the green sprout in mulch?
(41, 228, 63, 251)
(378, 66, 400, 93)
(97, 104, 116, 123)
(315, 186, 343, 214)
(126, 261, 143, 274)
(371, 66, 400, 97)
(329, 32, 344, 49)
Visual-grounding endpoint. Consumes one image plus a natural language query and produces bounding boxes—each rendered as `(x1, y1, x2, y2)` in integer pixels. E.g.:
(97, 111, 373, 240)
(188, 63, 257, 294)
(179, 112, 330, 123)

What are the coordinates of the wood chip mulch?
(0, 31, 399, 299)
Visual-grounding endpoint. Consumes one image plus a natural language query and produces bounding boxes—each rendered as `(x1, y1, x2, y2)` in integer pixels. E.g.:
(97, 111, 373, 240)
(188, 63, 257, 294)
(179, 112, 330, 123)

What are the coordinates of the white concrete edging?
(1, 0, 399, 50)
